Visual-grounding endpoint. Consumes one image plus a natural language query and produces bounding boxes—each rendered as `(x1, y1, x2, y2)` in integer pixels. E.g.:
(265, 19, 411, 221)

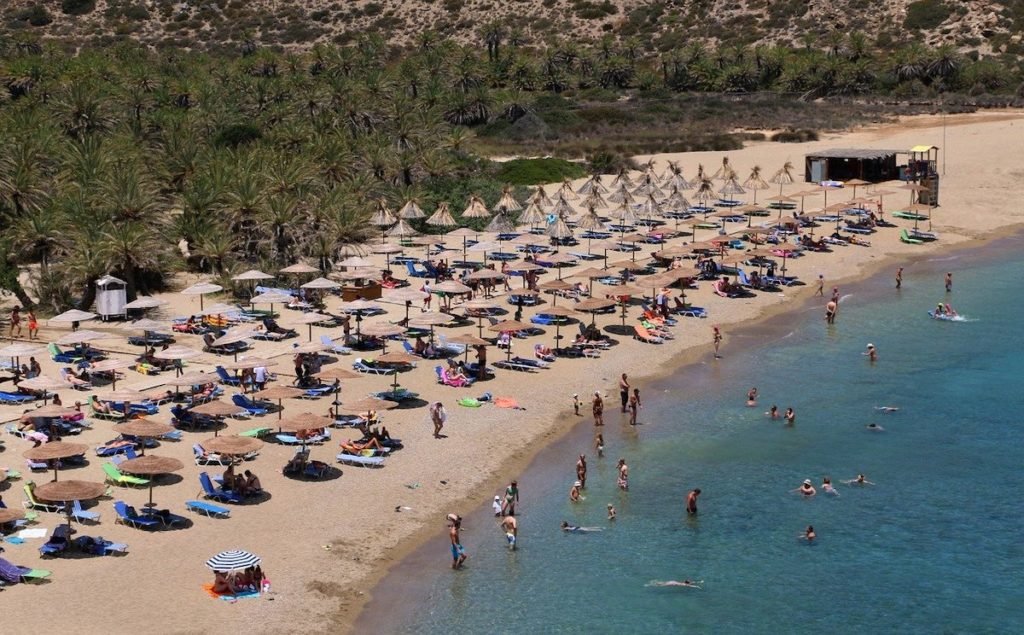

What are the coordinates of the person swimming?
(875, 406, 900, 413)
(866, 423, 884, 431)
(800, 525, 817, 543)
(767, 405, 779, 419)
(843, 474, 875, 486)
(646, 579, 703, 589)
(821, 477, 840, 496)
(561, 521, 602, 533)
(746, 387, 758, 407)
(793, 479, 816, 497)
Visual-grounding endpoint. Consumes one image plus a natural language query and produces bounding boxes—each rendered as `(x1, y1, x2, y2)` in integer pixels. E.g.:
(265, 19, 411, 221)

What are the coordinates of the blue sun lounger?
(114, 501, 161, 530)
(185, 500, 231, 518)
(198, 472, 244, 504)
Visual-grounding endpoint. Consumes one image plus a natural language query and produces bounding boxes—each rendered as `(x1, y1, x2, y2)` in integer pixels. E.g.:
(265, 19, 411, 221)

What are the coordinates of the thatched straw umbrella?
(769, 160, 796, 196)
(398, 199, 426, 220)
(462, 194, 491, 219)
(495, 186, 522, 214)
(426, 202, 458, 229)
(369, 199, 397, 242)
(743, 166, 770, 204)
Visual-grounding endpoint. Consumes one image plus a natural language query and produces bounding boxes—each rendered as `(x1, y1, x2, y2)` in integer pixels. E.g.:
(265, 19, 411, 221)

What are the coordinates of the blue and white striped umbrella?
(205, 550, 261, 571)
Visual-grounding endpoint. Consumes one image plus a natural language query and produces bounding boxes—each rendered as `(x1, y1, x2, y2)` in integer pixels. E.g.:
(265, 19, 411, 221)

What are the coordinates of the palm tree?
(97, 221, 166, 300)
(9, 208, 65, 274)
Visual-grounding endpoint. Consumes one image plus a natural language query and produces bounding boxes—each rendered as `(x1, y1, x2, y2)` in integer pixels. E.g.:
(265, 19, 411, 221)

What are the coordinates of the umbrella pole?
(149, 482, 154, 507)
(308, 324, 313, 342)
(53, 463, 59, 482)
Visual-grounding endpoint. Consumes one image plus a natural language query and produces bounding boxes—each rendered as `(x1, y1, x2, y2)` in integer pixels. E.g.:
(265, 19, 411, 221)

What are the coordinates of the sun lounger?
(193, 444, 234, 466)
(320, 334, 352, 355)
(215, 366, 242, 386)
(47, 343, 83, 364)
(139, 507, 188, 527)
(186, 499, 231, 518)
(72, 535, 128, 556)
(103, 462, 150, 487)
(0, 556, 52, 584)
(899, 228, 924, 245)
(0, 391, 34, 405)
(198, 472, 244, 503)
(336, 453, 385, 468)
(494, 359, 537, 372)
(39, 525, 72, 556)
(298, 384, 334, 399)
(231, 394, 268, 416)
(89, 396, 126, 420)
(353, 358, 397, 375)
(70, 499, 101, 524)
(22, 484, 65, 513)
(114, 501, 161, 529)
(633, 324, 664, 344)
(239, 426, 272, 438)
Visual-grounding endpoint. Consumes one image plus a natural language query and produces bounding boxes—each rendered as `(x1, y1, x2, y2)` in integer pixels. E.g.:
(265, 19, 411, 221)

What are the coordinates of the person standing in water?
(448, 514, 467, 569)
(825, 300, 838, 324)
(618, 373, 630, 413)
(896, 267, 903, 290)
(746, 387, 758, 407)
(831, 287, 840, 303)
(576, 454, 587, 489)
(865, 343, 877, 362)
(607, 503, 617, 521)
(617, 458, 629, 490)
(686, 488, 701, 515)
(945, 272, 953, 293)
(500, 515, 518, 551)
(712, 326, 723, 358)
(784, 407, 796, 425)
(595, 432, 604, 458)
(592, 392, 604, 426)
(628, 388, 641, 426)
(502, 480, 520, 516)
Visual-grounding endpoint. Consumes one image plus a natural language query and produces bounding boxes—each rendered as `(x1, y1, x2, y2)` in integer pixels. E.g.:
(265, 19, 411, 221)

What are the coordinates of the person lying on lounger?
(339, 438, 384, 454)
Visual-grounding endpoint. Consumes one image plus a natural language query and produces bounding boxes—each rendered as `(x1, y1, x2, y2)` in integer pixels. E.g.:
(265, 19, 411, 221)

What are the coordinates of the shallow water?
(374, 237, 1024, 634)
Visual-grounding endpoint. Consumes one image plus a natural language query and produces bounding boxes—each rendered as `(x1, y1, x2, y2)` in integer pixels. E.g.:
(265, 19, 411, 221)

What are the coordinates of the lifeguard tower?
(904, 145, 939, 206)
(95, 275, 127, 321)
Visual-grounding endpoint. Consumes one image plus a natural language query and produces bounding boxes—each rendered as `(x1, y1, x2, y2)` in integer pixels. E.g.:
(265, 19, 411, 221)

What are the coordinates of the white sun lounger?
(336, 453, 385, 468)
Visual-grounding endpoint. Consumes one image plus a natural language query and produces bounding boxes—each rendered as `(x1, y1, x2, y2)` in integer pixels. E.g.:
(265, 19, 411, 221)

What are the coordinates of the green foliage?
(770, 129, 819, 143)
(60, 0, 96, 16)
(904, 0, 952, 31)
(494, 158, 587, 185)
(572, 0, 617, 20)
(213, 124, 263, 148)
(10, 4, 53, 27)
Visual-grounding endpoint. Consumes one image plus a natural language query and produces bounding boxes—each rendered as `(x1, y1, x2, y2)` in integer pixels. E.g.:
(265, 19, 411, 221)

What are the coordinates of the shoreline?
(353, 225, 1024, 633)
(345, 227, 1024, 631)
(340, 111, 1024, 631)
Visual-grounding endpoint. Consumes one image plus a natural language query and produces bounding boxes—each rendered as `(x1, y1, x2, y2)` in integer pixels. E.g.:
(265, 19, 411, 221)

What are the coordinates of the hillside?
(2, 0, 1022, 58)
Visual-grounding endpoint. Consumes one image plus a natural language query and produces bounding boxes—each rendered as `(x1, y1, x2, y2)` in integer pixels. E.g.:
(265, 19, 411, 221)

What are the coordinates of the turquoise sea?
(365, 236, 1024, 634)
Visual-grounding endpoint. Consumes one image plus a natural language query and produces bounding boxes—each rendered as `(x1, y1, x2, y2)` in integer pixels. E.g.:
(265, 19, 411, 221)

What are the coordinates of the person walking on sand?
(896, 267, 903, 290)
(26, 310, 38, 340)
(502, 480, 520, 516)
(825, 300, 838, 324)
(686, 488, 701, 515)
(815, 274, 824, 296)
(945, 272, 953, 293)
(576, 454, 588, 489)
(448, 514, 467, 569)
(618, 373, 630, 413)
(628, 388, 642, 426)
(500, 514, 518, 550)
(592, 391, 604, 426)
(475, 345, 487, 381)
(9, 306, 21, 338)
(573, 393, 581, 416)
(430, 401, 447, 438)
(712, 326, 723, 358)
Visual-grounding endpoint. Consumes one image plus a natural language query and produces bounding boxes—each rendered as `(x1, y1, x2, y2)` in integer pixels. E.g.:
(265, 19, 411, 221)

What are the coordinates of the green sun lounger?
(21, 568, 52, 582)
(102, 462, 150, 487)
(239, 427, 272, 438)
(899, 229, 923, 245)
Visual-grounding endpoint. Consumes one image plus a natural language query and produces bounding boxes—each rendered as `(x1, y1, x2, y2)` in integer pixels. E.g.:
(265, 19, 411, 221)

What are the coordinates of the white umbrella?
(55, 330, 107, 345)
(231, 270, 274, 282)
(280, 262, 319, 275)
(123, 296, 166, 310)
(301, 277, 341, 290)
(50, 309, 97, 324)
(180, 282, 223, 310)
(338, 256, 374, 268)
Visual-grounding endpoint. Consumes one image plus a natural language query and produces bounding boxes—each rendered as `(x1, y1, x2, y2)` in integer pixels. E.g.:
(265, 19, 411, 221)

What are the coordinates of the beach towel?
(4, 536, 25, 545)
(17, 528, 47, 539)
(458, 398, 483, 408)
(494, 397, 523, 409)
(202, 583, 261, 601)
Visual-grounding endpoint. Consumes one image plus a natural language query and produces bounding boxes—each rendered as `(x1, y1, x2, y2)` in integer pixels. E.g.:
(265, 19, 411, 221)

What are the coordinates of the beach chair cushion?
(336, 453, 385, 467)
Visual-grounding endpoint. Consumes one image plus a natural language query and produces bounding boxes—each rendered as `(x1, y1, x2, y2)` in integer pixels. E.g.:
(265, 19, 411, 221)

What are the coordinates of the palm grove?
(0, 30, 1012, 313)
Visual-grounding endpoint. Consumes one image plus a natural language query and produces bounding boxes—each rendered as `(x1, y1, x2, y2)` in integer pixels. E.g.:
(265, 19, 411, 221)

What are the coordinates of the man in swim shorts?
(448, 514, 467, 569)
(686, 488, 701, 515)
(500, 514, 518, 550)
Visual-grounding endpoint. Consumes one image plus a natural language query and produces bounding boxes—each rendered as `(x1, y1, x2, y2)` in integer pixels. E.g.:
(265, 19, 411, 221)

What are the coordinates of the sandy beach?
(2, 110, 1023, 634)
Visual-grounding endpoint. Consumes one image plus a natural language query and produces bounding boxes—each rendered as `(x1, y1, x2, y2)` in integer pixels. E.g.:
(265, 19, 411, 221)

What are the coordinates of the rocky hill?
(2, 0, 1021, 58)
